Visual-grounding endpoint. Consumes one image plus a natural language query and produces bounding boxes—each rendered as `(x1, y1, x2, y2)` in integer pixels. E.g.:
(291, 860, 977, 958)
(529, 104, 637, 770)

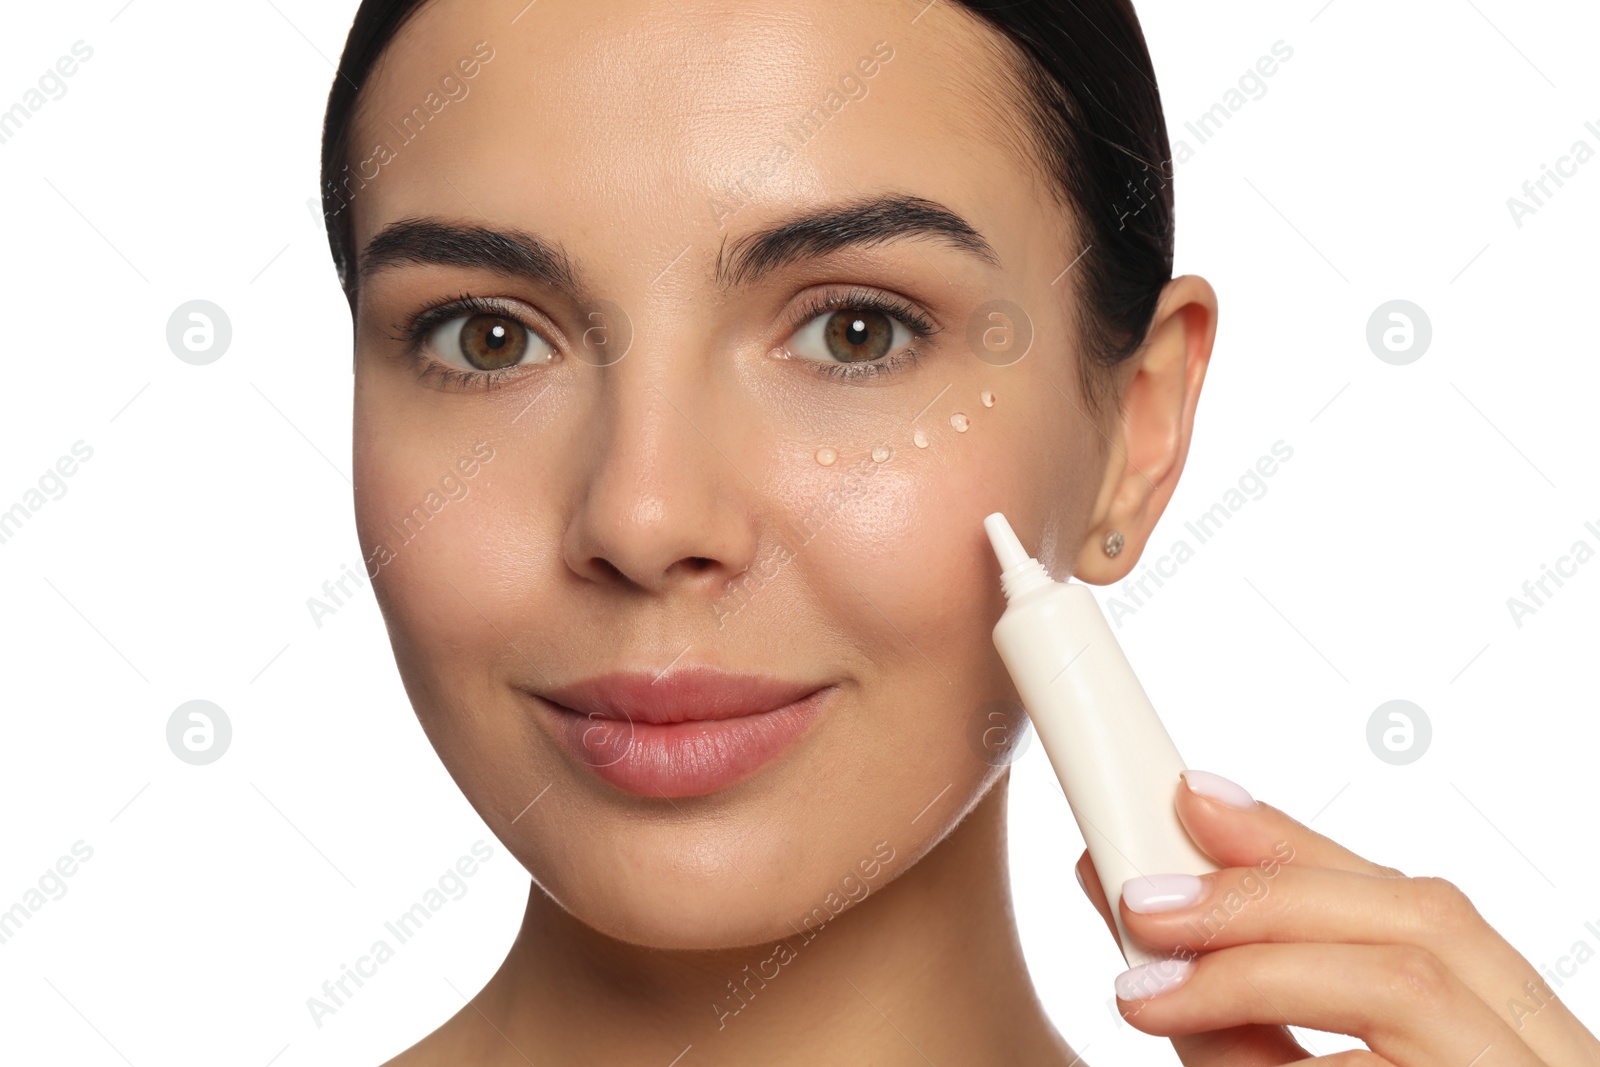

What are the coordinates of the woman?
(316, 0, 1600, 1063)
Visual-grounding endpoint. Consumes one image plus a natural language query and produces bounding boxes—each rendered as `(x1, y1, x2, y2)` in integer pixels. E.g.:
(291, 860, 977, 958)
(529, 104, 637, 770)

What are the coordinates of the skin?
(336, 0, 1596, 1064)
(1077, 781, 1600, 1066)
(350, 0, 1130, 1059)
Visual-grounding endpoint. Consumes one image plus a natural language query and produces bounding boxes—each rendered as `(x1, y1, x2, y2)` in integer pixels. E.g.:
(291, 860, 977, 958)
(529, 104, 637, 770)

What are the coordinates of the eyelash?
(385, 285, 941, 390)
(778, 285, 941, 381)
(386, 292, 548, 391)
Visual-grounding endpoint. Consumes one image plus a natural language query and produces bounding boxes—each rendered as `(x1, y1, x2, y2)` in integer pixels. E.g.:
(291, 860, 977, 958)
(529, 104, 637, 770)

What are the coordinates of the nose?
(563, 375, 760, 598)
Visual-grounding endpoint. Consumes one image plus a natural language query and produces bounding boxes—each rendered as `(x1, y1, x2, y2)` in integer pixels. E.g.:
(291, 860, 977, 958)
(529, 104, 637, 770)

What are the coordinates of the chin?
(512, 821, 863, 951)
(570, 883, 812, 952)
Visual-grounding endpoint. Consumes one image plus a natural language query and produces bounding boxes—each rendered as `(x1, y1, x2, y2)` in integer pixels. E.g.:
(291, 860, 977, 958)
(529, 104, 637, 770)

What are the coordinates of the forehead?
(348, 0, 1064, 289)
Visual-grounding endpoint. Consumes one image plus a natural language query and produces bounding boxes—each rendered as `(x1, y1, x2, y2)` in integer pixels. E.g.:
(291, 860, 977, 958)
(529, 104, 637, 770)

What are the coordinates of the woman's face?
(348, 0, 1116, 949)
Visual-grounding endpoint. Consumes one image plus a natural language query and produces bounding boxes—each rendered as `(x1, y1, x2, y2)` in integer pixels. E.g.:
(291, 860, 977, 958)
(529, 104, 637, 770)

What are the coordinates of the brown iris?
(458, 313, 528, 370)
(822, 309, 893, 363)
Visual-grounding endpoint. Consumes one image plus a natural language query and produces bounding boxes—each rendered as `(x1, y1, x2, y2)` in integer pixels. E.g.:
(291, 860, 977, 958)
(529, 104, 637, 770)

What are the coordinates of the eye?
(773, 288, 939, 381)
(786, 305, 915, 366)
(424, 309, 555, 372)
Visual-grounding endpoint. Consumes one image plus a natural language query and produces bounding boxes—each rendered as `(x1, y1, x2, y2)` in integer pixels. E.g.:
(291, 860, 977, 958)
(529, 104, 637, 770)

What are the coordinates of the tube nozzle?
(984, 512, 1030, 571)
(984, 511, 1054, 601)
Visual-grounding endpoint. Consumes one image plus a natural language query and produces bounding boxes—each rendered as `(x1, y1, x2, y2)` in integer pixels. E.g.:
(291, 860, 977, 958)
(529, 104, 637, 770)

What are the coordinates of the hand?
(1074, 770, 1600, 1066)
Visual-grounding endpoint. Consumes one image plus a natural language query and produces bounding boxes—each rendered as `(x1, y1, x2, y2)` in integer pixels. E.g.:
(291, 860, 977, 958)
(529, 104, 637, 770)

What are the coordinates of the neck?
(434, 773, 1078, 1065)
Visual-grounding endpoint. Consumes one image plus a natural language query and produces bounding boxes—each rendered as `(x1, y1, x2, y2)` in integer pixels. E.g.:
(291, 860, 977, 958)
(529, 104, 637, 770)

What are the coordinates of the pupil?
(487, 325, 506, 349)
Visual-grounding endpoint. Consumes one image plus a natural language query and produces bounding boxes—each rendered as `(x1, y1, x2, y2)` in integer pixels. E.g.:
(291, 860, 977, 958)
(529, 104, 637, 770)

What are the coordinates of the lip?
(524, 667, 834, 797)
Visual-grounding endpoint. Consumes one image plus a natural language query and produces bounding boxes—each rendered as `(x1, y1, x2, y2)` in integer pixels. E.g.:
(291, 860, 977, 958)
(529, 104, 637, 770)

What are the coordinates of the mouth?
(521, 666, 835, 798)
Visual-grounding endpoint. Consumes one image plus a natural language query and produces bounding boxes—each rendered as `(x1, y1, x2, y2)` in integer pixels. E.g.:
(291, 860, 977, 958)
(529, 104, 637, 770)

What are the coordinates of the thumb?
(1074, 849, 1123, 952)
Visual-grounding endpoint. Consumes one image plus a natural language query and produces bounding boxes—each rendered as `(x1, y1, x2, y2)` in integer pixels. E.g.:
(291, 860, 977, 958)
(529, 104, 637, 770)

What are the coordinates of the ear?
(1072, 274, 1218, 583)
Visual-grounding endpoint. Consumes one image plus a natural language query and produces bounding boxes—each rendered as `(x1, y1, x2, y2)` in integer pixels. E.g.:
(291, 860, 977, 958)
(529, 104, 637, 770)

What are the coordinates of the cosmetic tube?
(984, 511, 1215, 967)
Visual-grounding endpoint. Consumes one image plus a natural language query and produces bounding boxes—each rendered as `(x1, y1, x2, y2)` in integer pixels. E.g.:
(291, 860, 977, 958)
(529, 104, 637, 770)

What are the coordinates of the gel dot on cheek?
(950, 412, 969, 432)
(815, 446, 838, 466)
(980, 389, 996, 407)
(912, 429, 930, 448)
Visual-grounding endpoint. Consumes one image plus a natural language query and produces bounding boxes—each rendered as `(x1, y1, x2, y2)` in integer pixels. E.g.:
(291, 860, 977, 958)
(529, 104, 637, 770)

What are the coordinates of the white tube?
(984, 511, 1215, 967)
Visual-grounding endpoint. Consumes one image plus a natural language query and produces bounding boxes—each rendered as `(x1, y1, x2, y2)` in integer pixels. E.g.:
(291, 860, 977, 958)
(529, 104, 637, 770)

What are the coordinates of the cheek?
(802, 426, 1026, 646)
(353, 413, 508, 670)
(791, 413, 1054, 765)
(353, 439, 551, 816)
(795, 455, 1006, 716)
(791, 458, 1013, 860)
(818, 460, 964, 607)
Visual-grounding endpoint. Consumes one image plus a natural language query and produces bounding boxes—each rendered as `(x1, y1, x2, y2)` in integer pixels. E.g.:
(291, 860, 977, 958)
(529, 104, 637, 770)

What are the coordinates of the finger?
(1113, 942, 1544, 1067)
(1168, 1024, 1312, 1067)
(1081, 852, 1310, 1067)
(1075, 850, 1121, 949)
(1286, 1054, 1396, 1067)
(1121, 858, 1600, 1063)
(1176, 770, 1402, 879)
(1123, 865, 1520, 980)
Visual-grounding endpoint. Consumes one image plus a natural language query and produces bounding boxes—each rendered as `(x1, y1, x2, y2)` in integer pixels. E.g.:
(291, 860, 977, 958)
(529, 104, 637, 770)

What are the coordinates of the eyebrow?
(359, 216, 589, 301)
(356, 193, 1001, 299)
(715, 193, 1002, 287)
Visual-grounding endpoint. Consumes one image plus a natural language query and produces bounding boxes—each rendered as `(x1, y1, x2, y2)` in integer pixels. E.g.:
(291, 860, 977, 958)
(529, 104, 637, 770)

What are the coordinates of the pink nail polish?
(1114, 957, 1194, 1001)
(1181, 770, 1256, 810)
(1123, 873, 1204, 913)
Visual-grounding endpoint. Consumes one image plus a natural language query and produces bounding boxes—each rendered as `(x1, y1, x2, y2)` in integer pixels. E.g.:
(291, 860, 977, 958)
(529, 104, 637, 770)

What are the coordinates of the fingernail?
(1122, 873, 1204, 914)
(1181, 769, 1256, 810)
(1114, 957, 1194, 1001)
(1074, 862, 1087, 896)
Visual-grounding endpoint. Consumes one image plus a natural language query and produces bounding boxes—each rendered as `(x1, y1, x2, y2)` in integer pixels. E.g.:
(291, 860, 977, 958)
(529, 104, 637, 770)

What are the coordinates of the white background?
(1, 2, 1595, 1064)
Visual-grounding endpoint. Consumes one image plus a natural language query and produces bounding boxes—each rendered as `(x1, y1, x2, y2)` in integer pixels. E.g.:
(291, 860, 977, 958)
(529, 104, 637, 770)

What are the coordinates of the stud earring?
(1103, 530, 1124, 557)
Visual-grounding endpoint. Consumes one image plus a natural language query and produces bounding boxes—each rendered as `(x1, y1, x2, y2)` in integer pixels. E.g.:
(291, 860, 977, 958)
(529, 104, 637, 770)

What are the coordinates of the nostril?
(685, 556, 714, 570)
